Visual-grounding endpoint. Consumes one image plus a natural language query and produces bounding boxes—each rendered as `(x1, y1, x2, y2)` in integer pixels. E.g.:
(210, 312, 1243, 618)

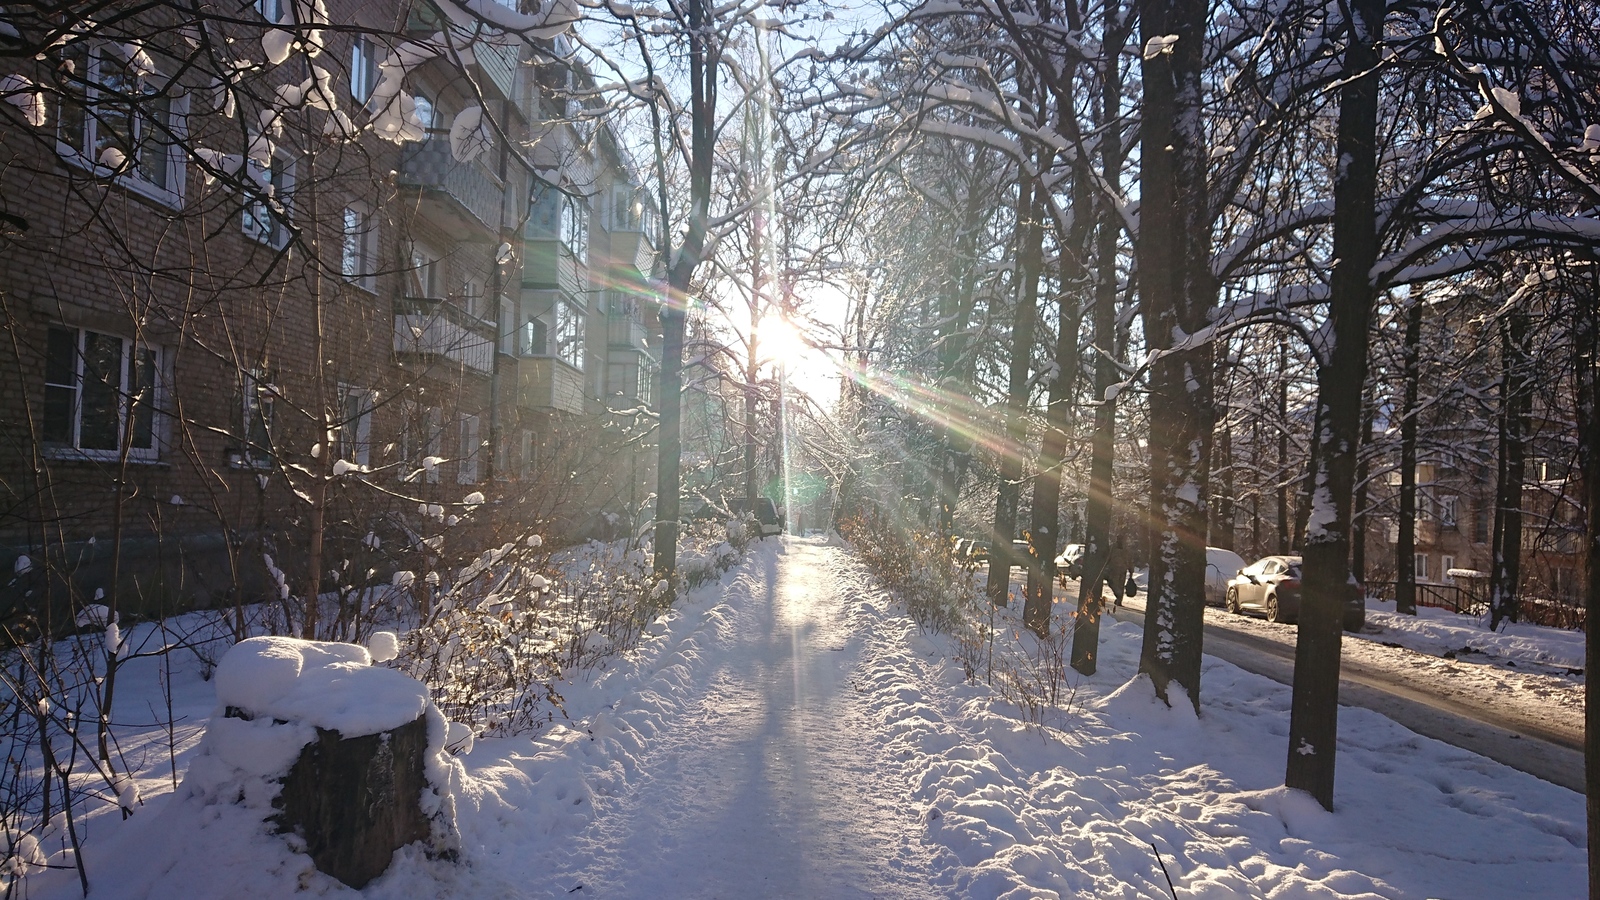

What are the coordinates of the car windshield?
(1285, 564, 1301, 578)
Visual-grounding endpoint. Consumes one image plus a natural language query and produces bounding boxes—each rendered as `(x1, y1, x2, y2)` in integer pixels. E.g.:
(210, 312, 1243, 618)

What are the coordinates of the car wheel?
(1226, 587, 1240, 614)
(1265, 593, 1281, 623)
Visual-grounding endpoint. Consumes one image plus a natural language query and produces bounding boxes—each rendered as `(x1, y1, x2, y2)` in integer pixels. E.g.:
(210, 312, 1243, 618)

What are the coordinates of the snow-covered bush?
(839, 510, 977, 639)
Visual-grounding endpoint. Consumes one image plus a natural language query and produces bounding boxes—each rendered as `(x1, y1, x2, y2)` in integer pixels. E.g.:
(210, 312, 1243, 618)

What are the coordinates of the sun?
(760, 316, 810, 367)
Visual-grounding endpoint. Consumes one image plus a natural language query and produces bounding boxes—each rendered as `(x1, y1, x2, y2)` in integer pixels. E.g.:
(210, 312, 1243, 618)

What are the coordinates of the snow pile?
(160, 637, 461, 893)
(1360, 599, 1584, 670)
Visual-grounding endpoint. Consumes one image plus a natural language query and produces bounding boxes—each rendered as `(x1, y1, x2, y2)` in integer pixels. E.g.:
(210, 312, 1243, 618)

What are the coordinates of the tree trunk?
(274, 713, 436, 889)
(1397, 297, 1422, 615)
(1277, 337, 1291, 555)
(1569, 275, 1600, 900)
(1490, 309, 1530, 629)
(936, 181, 985, 536)
(1136, 0, 1215, 711)
(1213, 415, 1235, 550)
(985, 169, 1044, 607)
(1351, 396, 1374, 583)
(1069, 18, 1130, 672)
(653, 0, 716, 580)
(1284, 0, 1383, 811)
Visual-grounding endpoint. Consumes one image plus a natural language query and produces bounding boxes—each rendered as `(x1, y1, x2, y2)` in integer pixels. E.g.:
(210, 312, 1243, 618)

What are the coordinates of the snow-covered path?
(22, 536, 1586, 899)
(544, 539, 940, 897)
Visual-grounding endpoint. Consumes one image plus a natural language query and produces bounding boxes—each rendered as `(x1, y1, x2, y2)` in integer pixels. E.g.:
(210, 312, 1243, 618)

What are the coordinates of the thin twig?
(1149, 841, 1177, 899)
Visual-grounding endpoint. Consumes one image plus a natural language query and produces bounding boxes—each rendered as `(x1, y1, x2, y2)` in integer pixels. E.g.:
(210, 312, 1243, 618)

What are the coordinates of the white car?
(1204, 547, 1248, 606)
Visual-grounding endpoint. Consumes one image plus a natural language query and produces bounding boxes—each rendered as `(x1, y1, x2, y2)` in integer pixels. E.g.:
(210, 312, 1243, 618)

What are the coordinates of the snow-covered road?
(543, 539, 941, 897)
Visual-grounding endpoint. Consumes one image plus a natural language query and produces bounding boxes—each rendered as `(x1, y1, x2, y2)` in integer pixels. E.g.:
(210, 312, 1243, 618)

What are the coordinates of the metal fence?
(1365, 580, 1585, 629)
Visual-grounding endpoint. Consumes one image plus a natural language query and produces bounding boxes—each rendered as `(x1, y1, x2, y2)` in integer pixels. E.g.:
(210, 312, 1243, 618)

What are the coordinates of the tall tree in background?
(650, 0, 720, 580)
(1283, 0, 1384, 810)
(1135, 0, 1215, 708)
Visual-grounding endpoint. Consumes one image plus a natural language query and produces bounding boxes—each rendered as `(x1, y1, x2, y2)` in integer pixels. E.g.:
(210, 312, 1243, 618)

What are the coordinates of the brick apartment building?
(0, 3, 660, 624)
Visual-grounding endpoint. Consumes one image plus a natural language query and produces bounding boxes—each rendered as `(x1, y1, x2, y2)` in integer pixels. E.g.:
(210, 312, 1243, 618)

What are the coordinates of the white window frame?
(1441, 555, 1456, 583)
(1413, 553, 1429, 582)
(559, 194, 588, 264)
(460, 276, 485, 320)
(336, 384, 375, 467)
(351, 37, 377, 106)
(341, 201, 378, 291)
(256, 0, 284, 22)
(1439, 495, 1457, 527)
(413, 90, 436, 136)
(242, 147, 295, 248)
(519, 429, 536, 478)
(458, 413, 481, 484)
(554, 298, 584, 370)
(42, 325, 164, 461)
(57, 45, 187, 207)
(400, 405, 443, 484)
(409, 242, 442, 298)
(236, 367, 274, 470)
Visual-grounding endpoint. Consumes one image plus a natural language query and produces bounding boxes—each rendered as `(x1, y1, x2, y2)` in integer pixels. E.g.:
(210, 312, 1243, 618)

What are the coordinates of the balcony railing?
(608, 314, 648, 350)
(609, 228, 658, 276)
(398, 140, 507, 233)
(393, 297, 495, 377)
(515, 356, 585, 415)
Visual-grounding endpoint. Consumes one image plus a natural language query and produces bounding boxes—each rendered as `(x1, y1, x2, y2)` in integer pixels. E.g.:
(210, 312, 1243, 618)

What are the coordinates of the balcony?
(608, 313, 649, 351)
(397, 139, 507, 234)
(609, 228, 658, 276)
(515, 356, 585, 415)
(393, 298, 495, 377)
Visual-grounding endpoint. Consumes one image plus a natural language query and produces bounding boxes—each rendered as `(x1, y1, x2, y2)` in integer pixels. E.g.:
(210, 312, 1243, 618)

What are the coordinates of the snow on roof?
(1447, 568, 1489, 579)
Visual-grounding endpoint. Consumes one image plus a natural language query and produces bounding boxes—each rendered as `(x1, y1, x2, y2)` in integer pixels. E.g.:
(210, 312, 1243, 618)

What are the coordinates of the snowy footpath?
(30, 536, 1586, 898)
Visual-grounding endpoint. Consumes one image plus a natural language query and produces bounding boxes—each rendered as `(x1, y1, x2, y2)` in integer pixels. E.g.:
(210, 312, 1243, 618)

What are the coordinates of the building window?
(555, 299, 584, 370)
(256, 0, 284, 21)
(336, 384, 374, 467)
(458, 413, 481, 484)
(341, 202, 378, 291)
(1439, 495, 1457, 527)
(520, 430, 536, 478)
(409, 242, 441, 297)
(521, 315, 547, 357)
(242, 148, 294, 248)
(43, 326, 161, 459)
(351, 37, 377, 105)
(400, 405, 443, 484)
(460, 277, 484, 320)
(559, 194, 588, 264)
(58, 46, 185, 204)
(236, 368, 274, 469)
(1413, 553, 1428, 583)
(1441, 555, 1456, 582)
(413, 91, 435, 135)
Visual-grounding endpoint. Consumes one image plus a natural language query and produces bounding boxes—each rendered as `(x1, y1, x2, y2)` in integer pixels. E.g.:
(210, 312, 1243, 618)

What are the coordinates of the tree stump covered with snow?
(273, 715, 432, 888)
(209, 636, 456, 890)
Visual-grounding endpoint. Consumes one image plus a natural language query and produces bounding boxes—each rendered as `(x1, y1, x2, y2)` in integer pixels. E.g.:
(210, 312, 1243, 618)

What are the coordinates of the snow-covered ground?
(21, 537, 1586, 898)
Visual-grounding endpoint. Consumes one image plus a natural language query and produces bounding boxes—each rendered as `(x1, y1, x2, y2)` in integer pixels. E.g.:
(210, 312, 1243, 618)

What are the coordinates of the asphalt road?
(1106, 597, 1585, 793)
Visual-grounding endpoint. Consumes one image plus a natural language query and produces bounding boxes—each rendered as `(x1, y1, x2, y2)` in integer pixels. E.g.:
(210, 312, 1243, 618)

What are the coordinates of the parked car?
(729, 498, 784, 537)
(964, 540, 991, 563)
(1204, 547, 1248, 606)
(1054, 543, 1085, 580)
(1224, 555, 1365, 630)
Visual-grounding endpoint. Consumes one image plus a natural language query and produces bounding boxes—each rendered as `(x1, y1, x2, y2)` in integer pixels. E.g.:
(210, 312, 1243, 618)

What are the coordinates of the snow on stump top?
(215, 636, 428, 736)
(204, 636, 456, 889)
